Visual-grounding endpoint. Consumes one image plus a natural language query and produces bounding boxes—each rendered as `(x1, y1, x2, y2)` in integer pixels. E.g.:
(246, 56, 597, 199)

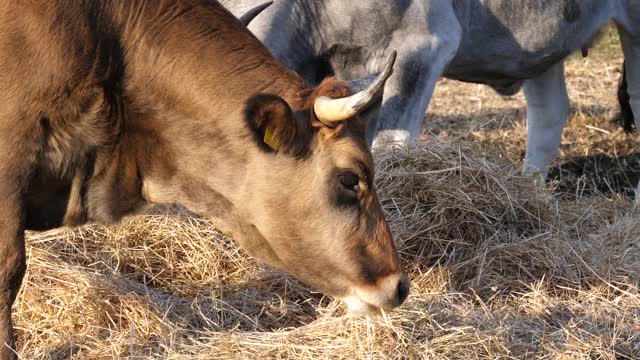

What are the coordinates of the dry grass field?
(14, 28, 640, 359)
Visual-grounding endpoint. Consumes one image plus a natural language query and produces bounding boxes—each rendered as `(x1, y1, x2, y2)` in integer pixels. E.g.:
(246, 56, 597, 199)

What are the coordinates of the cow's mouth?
(341, 273, 410, 314)
(341, 295, 381, 314)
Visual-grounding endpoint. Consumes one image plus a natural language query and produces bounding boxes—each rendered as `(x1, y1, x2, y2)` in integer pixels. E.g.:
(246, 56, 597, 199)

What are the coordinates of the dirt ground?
(13, 26, 640, 359)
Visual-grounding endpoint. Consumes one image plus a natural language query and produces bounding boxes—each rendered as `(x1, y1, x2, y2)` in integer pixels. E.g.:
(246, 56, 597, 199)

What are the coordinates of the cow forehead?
(324, 137, 372, 170)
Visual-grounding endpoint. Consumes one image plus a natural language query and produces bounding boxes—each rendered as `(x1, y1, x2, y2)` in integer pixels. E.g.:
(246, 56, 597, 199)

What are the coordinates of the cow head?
(241, 53, 409, 313)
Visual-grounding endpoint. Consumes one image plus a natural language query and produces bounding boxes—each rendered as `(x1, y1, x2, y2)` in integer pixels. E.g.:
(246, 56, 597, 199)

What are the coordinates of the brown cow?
(0, 1, 408, 357)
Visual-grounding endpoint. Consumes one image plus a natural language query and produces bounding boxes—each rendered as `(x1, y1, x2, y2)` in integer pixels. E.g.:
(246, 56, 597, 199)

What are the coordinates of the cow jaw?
(342, 296, 379, 314)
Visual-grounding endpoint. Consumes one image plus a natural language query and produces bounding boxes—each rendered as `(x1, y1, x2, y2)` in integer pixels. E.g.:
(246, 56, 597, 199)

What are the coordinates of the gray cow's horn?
(238, 2, 273, 27)
(314, 51, 397, 124)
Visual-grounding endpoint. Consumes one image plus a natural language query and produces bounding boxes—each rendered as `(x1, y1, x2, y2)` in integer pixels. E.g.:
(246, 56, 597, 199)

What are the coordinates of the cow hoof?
(371, 130, 412, 152)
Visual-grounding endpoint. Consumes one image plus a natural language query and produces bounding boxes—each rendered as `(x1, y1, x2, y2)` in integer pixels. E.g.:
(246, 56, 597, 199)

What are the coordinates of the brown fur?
(0, 1, 404, 357)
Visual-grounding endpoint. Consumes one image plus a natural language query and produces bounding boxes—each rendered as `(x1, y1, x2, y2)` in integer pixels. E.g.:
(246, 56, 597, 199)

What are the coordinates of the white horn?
(314, 51, 397, 124)
(238, 2, 273, 27)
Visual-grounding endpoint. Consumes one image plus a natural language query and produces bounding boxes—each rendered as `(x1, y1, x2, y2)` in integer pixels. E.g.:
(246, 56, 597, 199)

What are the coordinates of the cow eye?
(339, 172, 360, 191)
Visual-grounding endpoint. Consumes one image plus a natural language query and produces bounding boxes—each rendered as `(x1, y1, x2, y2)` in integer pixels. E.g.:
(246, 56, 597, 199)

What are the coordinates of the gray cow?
(224, 0, 640, 177)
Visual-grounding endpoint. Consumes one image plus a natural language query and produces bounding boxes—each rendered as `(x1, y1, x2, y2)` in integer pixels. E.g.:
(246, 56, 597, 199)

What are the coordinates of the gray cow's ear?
(237, 2, 273, 27)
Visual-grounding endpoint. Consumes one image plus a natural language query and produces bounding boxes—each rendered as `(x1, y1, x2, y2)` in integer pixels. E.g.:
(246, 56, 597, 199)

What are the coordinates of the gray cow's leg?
(522, 62, 570, 179)
(617, 26, 640, 198)
(370, 1, 461, 148)
(369, 49, 445, 147)
(618, 29, 640, 131)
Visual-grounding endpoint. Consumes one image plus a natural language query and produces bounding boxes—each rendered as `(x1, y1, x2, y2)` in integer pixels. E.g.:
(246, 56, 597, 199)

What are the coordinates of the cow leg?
(369, 45, 459, 147)
(618, 28, 640, 131)
(0, 122, 39, 359)
(522, 62, 570, 180)
(0, 190, 25, 360)
(617, 27, 640, 197)
(369, 1, 461, 148)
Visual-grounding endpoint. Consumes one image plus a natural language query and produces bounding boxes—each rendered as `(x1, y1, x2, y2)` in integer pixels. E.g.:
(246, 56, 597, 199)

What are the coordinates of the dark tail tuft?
(613, 61, 636, 133)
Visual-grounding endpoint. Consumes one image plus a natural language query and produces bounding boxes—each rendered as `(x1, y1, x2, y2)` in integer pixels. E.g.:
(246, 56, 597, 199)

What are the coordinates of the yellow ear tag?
(264, 126, 280, 151)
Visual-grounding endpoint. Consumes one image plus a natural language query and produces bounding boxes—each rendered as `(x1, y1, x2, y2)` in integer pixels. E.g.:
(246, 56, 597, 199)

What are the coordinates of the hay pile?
(14, 139, 640, 359)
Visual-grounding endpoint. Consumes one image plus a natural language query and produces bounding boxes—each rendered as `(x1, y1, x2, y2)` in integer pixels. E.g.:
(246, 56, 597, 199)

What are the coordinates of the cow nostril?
(396, 276, 410, 306)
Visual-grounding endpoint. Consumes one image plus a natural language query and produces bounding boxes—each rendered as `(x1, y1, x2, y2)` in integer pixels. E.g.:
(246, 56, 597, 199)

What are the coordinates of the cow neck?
(75, 1, 308, 222)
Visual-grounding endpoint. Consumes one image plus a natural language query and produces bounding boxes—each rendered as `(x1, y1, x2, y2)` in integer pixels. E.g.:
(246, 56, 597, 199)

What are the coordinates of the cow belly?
(443, 71, 525, 96)
(443, 50, 570, 96)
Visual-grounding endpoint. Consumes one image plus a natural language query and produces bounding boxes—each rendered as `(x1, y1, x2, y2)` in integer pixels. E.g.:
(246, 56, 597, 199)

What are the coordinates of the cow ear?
(245, 94, 310, 157)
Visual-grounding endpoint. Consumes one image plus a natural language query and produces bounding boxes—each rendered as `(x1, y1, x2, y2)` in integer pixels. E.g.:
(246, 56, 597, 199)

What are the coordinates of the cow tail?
(613, 61, 635, 133)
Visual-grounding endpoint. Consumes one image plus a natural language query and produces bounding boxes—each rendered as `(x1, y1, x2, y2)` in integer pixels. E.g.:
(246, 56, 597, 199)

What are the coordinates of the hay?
(376, 141, 637, 292)
(14, 138, 640, 359)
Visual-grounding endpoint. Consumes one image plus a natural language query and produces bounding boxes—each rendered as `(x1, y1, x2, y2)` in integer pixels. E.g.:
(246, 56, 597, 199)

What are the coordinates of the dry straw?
(14, 138, 640, 359)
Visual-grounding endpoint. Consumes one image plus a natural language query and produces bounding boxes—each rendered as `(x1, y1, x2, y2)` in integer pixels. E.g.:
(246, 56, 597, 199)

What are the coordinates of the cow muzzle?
(341, 272, 410, 314)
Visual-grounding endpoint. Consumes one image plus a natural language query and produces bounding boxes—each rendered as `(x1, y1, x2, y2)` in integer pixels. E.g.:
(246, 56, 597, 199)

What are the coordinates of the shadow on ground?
(549, 152, 640, 198)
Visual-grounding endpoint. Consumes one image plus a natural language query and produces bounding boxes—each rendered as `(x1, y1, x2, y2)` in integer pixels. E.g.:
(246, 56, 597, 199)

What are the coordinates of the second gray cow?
(224, 0, 640, 177)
